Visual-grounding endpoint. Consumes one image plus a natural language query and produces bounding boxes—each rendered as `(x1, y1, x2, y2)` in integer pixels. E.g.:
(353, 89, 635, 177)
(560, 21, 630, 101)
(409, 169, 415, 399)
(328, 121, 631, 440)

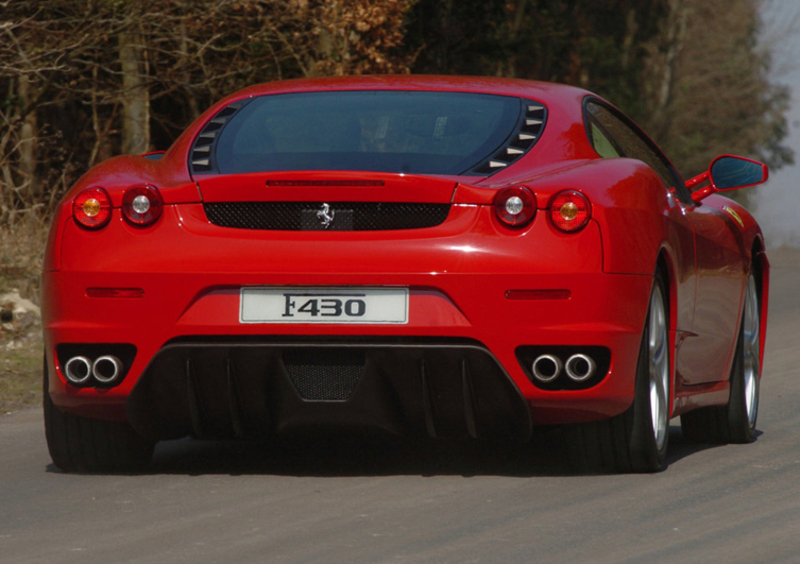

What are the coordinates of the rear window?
(198, 91, 527, 176)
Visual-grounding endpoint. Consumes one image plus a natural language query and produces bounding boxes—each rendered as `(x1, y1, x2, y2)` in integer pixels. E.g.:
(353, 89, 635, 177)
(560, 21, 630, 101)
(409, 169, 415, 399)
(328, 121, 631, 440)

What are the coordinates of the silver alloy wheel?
(648, 285, 670, 450)
(742, 274, 760, 428)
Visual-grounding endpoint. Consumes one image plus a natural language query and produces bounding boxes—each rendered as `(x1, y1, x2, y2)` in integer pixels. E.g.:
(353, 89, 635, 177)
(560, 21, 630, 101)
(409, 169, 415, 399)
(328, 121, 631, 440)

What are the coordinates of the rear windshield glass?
(213, 91, 522, 175)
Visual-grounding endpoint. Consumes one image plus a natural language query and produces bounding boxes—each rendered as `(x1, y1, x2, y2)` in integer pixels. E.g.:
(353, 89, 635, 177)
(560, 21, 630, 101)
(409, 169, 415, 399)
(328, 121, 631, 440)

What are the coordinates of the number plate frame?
(240, 287, 409, 324)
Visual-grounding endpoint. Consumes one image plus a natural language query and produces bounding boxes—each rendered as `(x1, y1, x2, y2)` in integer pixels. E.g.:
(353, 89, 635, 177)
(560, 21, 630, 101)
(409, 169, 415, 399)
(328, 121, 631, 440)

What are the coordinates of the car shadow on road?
(666, 427, 764, 465)
(132, 423, 750, 478)
(147, 432, 568, 478)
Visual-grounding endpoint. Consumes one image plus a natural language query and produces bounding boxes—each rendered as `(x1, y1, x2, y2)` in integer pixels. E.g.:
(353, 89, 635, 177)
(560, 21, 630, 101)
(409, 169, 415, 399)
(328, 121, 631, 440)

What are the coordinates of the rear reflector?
(86, 288, 145, 299)
(505, 290, 571, 300)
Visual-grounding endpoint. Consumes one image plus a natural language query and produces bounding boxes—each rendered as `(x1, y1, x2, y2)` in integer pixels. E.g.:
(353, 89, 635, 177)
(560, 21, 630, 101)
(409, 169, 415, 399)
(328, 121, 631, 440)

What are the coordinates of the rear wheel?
(567, 271, 670, 473)
(681, 272, 760, 443)
(43, 359, 154, 473)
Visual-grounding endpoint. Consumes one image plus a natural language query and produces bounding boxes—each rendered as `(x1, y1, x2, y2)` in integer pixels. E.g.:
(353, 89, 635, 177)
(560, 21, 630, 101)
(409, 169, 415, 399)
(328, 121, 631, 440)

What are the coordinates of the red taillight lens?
(549, 190, 591, 232)
(73, 187, 112, 229)
(122, 184, 163, 226)
(494, 186, 537, 228)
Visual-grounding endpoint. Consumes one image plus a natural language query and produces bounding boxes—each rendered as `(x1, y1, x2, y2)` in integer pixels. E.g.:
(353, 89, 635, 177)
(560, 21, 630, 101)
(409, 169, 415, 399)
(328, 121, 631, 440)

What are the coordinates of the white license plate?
(240, 287, 409, 324)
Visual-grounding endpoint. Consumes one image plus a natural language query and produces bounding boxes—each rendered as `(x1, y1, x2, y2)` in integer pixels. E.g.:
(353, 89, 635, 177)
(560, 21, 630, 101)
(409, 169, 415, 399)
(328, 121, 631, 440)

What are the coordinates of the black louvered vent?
(204, 202, 450, 231)
(189, 100, 252, 174)
(283, 349, 365, 401)
(470, 101, 547, 175)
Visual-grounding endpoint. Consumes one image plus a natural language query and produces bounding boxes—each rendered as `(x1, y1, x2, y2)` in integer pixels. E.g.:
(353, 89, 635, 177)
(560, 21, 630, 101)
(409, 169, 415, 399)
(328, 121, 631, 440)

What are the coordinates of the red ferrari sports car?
(42, 76, 768, 473)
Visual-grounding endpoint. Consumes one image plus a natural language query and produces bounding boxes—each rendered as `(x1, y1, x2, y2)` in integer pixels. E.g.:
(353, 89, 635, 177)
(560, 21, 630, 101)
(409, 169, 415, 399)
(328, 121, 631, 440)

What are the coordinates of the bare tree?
(119, 28, 151, 155)
(641, 0, 792, 178)
(0, 0, 414, 225)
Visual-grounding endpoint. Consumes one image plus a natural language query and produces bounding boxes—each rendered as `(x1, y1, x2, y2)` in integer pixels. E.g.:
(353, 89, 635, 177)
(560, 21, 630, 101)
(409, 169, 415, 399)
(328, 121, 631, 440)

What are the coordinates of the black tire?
(681, 272, 760, 444)
(43, 358, 155, 473)
(567, 271, 671, 473)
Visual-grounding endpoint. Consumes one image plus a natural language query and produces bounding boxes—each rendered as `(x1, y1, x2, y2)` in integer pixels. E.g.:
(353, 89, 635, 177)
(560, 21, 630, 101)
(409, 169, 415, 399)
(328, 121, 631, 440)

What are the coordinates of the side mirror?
(710, 156, 768, 190)
(688, 155, 768, 203)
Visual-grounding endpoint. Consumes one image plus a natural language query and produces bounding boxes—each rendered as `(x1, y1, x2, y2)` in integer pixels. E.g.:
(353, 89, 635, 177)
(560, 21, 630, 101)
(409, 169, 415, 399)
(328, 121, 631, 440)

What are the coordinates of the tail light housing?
(122, 184, 163, 226)
(549, 190, 591, 232)
(494, 186, 536, 228)
(73, 187, 112, 229)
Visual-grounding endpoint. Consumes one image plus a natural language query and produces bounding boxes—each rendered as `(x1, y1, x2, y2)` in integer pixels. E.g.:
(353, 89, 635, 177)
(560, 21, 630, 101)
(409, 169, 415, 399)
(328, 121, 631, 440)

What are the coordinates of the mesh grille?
(283, 350, 365, 401)
(204, 202, 450, 231)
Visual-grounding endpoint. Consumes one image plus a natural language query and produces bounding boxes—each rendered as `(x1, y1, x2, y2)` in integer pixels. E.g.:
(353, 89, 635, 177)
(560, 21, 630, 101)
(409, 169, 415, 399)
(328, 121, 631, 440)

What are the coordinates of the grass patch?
(1, 214, 48, 414)
(0, 334, 43, 414)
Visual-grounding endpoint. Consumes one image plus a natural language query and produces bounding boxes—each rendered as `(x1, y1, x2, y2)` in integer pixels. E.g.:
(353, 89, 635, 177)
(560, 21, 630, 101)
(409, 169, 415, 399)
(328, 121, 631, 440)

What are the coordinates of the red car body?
(42, 76, 769, 472)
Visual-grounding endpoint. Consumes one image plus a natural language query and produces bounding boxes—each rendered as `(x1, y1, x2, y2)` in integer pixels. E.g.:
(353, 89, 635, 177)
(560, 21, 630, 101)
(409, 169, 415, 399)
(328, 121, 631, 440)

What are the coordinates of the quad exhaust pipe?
(530, 353, 597, 383)
(531, 354, 563, 383)
(565, 354, 596, 382)
(92, 355, 123, 384)
(64, 355, 123, 386)
(64, 356, 93, 385)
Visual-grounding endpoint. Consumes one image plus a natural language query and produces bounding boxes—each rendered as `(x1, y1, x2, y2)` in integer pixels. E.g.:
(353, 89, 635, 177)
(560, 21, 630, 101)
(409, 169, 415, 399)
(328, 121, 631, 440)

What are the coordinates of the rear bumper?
(43, 271, 651, 431)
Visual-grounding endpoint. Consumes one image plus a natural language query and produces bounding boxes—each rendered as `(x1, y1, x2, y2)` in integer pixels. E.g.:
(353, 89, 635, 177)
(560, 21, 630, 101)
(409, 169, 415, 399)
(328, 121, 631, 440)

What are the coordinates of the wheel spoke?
(647, 286, 669, 449)
(742, 275, 760, 427)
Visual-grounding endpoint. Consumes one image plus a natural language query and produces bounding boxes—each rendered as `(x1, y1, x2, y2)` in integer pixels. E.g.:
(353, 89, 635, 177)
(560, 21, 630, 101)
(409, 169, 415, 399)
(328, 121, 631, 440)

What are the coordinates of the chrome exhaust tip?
(64, 356, 93, 385)
(565, 354, 596, 382)
(92, 355, 123, 384)
(531, 354, 563, 383)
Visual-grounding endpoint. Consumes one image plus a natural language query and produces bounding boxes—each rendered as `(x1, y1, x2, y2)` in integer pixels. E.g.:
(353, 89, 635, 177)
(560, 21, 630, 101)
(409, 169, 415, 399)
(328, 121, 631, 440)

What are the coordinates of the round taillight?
(494, 186, 537, 228)
(549, 190, 591, 232)
(73, 187, 112, 229)
(122, 184, 163, 226)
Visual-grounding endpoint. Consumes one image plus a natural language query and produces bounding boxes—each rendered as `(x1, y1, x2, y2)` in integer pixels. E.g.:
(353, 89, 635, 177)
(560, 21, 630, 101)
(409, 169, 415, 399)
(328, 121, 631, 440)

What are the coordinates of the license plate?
(240, 287, 409, 324)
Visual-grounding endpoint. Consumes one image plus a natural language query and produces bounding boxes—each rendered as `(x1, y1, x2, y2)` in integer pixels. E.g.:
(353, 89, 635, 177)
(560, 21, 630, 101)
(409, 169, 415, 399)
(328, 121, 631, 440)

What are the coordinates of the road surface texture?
(3, 247, 800, 564)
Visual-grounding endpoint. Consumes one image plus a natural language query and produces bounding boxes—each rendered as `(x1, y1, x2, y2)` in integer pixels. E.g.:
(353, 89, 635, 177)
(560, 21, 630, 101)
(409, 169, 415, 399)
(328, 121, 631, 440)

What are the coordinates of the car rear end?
(42, 84, 652, 445)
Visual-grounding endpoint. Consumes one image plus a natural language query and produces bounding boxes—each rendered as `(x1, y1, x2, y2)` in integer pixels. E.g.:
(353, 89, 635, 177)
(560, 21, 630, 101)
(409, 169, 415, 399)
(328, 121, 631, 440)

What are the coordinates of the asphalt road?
(3, 248, 800, 564)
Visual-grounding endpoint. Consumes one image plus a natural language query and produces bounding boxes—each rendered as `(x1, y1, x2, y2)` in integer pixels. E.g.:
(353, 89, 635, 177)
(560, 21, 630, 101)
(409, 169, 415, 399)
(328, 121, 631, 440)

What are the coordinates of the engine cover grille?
(204, 202, 450, 231)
